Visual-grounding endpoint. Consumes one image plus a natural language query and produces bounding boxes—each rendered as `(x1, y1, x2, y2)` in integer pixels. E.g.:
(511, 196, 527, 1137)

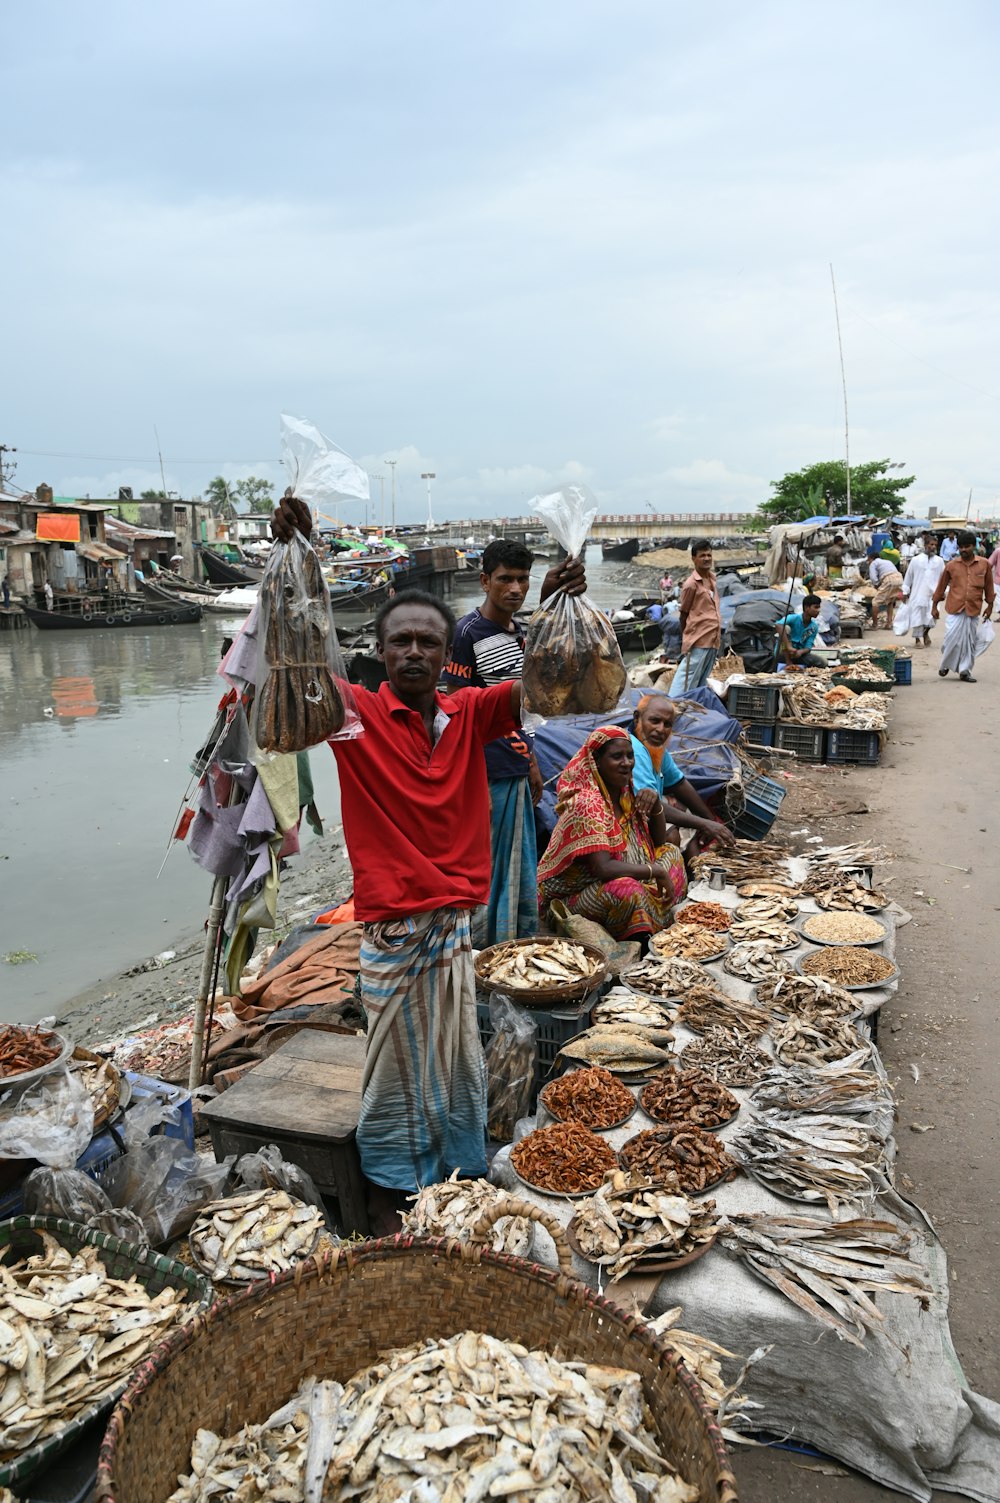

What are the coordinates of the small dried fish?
(650, 924, 727, 962)
(690, 838, 792, 886)
(735, 896, 800, 924)
(800, 911, 887, 945)
(168, 1333, 700, 1503)
(724, 942, 795, 984)
(750, 1056, 895, 1118)
(619, 1126, 738, 1194)
(641, 1067, 739, 1129)
(402, 1171, 533, 1256)
(592, 987, 676, 1028)
(680, 1028, 773, 1087)
(570, 1170, 719, 1278)
(622, 956, 707, 996)
(728, 919, 799, 949)
(677, 989, 770, 1040)
(541, 1067, 636, 1130)
(806, 877, 889, 912)
(800, 947, 896, 987)
(478, 938, 601, 990)
(189, 1189, 325, 1284)
(755, 973, 857, 1022)
(719, 1212, 931, 1346)
(511, 1121, 617, 1193)
(729, 1112, 883, 1212)
(772, 1015, 872, 1068)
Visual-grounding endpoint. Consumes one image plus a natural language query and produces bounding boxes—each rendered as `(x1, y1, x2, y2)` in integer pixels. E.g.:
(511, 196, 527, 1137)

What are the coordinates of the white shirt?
(940, 538, 959, 561)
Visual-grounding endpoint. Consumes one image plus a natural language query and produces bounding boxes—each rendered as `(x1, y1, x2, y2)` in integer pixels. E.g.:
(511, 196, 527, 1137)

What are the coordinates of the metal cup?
(708, 868, 726, 891)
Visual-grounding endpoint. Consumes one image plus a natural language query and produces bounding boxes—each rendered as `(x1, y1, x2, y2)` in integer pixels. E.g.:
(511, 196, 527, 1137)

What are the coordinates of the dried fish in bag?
(521, 485, 627, 720)
(484, 996, 537, 1142)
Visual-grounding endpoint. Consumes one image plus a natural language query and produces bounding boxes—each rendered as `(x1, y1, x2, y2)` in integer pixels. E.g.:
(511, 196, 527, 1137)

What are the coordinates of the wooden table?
(200, 1028, 369, 1235)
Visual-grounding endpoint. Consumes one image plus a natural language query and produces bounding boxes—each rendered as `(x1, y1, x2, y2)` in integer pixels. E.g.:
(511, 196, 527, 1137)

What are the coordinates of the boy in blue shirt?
(777, 594, 824, 667)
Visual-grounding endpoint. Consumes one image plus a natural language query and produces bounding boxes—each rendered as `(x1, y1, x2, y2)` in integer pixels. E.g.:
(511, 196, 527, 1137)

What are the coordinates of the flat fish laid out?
(478, 940, 601, 991)
(189, 1189, 325, 1284)
(735, 880, 802, 901)
(679, 1029, 773, 1088)
(749, 1056, 894, 1119)
(771, 1016, 872, 1068)
(557, 1023, 675, 1075)
(726, 920, 799, 950)
(591, 988, 676, 1029)
(649, 925, 726, 963)
(402, 1171, 533, 1257)
(719, 1212, 931, 1347)
(734, 896, 800, 924)
(569, 1169, 720, 1279)
(621, 957, 707, 997)
(0, 1234, 198, 1461)
(729, 1112, 885, 1213)
(167, 1332, 700, 1503)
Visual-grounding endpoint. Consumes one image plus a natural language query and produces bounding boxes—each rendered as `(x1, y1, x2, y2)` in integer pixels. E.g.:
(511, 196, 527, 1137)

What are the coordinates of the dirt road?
(734, 635, 1000, 1499)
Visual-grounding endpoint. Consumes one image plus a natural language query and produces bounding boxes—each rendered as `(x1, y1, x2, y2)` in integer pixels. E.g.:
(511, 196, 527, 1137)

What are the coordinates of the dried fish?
(677, 989, 770, 1040)
(679, 1028, 773, 1088)
(641, 1067, 739, 1129)
(0, 1234, 198, 1461)
(619, 1126, 738, 1194)
(621, 956, 707, 997)
(540, 1067, 636, 1130)
(724, 942, 795, 984)
(650, 924, 727, 962)
(675, 901, 732, 931)
(736, 880, 802, 900)
(592, 987, 676, 1028)
(799, 947, 896, 987)
(557, 1022, 675, 1075)
(719, 1212, 931, 1346)
(750, 1057, 894, 1119)
(755, 973, 857, 1023)
(735, 896, 800, 924)
(478, 939, 601, 991)
(511, 1121, 617, 1193)
(772, 1015, 872, 1068)
(727, 919, 799, 949)
(800, 911, 887, 946)
(690, 838, 792, 886)
(647, 1307, 761, 1435)
(189, 1189, 325, 1284)
(729, 1112, 883, 1212)
(167, 1333, 700, 1503)
(806, 877, 889, 912)
(570, 1170, 719, 1278)
(402, 1171, 533, 1256)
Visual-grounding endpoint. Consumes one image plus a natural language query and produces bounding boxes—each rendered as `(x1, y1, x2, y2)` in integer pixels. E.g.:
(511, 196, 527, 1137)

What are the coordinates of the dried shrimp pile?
(750, 1059, 893, 1119)
(724, 943, 794, 984)
(619, 1126, 738, 1195)
(510, 1121, 617, 1194)
(727, 919, 799, 950)
(800, 911, 886, 945)
(674, 901, 732, 931)
(734, 896, 799, 924)
(755, 974, 857, 1022)
(640, 1068, 739, 1129)
(540, 1067, 635, 1130)
(622, 956, 706, 996)
(680, 1029, 773, 1088)
(677, 989, 769, 1040)
(649, 924, 727, 962)
(478, 939, 601, 991)
(402, 1171, 533, 1255)
(570, 1170, 719, 1278)
(772, 1016, 871, 1067)
(591, 988, 675, 1028)
(730, 1113, 883, 1212)
(167, 1332, 699, 1503)
(799, 948, 896, 987)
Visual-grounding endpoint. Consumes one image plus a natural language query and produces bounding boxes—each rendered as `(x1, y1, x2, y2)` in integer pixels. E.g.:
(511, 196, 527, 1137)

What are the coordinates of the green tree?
(204, 475, 274, 518)
(757, 459, 915, 525)
(140, 488, 167, 499)
(233, 475, 275, 513)
(205, 476, 239, 521)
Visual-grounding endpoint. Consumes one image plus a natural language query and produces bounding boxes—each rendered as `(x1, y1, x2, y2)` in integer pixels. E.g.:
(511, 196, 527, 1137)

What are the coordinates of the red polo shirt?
(331, 680, 518, 922)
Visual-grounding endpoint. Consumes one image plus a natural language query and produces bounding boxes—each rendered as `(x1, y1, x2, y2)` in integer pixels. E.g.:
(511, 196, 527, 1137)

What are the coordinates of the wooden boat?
(23, 595, 202, 630)
(601, 537, 641, 562)
(200, 550, 263, 587)
(141, 579, 255, 615)
(148, 568, 223, 598)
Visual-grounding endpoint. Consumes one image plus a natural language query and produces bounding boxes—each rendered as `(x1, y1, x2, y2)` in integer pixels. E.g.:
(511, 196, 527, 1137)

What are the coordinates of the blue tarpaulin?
(796, 515, 868, 527)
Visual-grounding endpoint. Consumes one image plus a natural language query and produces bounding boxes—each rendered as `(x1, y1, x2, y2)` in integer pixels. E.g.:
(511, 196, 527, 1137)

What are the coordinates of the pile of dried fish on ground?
(167, 1332, 700, 1503)
(558, 1023, 674, 1077)
(718, 1213, 931, 1346)
(799, 948, 896, 987)
(771, 1016, 871, 1067)
(569, 1170, 719, 1278)
(510, 1122, 617, 1194)
(803, 874, 889, 912)
(0, 1233, 198, 1459)
(800, 911, 887, 945)
(477, 940, 601, 992)
(680, 1029, 773, 1087)
(649, 924, 727, 962)
(540, 1067, 635, 1130)
(647, 1307, 759, 1437)
(592, 988, 674, 1028)
(674, 901, 732, 931)
(640, 1068, 739, 1129)
(622, 956, 706, 997)
(189, 1190, 325, 1284)
(677, 989, 769, 1040)
(750, 1056, 893, 1119)
(402, 1172, 533, 1255)
(619, 1127, 738, 1194)
(730, 1113, 884, 1212)
(724, 942, 794, 984)
(754, 974, 857, 1023)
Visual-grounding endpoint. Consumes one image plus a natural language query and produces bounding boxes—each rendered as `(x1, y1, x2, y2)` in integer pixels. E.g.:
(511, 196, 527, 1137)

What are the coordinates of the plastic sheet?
(522, 486, 628, 726)
(99, 1137, 233, 1246)
(485, 998, 538, 1144)
(22, 1167, 148, 1243)
(234, 1143, 328, 1218)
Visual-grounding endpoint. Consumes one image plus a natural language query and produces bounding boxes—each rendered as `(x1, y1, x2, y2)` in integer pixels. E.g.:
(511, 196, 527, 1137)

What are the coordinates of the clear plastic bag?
(23, 1166, 150, 1243)
(0, 1068, 94, 1167)
(485, 996, 538, 1144)
(522, 485, 628, 725)
(100, 1137, 234, 1246)
(977, 617, 995, 653)
(892, 601, 912, 636)
(234, 1144, 328, 1218)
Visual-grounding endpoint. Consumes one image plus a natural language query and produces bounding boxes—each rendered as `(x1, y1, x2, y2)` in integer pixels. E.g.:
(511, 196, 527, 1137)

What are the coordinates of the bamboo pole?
(189, 872, 228, 1090)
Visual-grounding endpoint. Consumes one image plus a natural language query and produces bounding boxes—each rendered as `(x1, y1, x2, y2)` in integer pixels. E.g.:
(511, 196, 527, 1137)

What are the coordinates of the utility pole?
(377, 473, 385, 533)
(421, 471, 436, 529)
(385, 458, 397, 531)
(0, 445, 17, 490)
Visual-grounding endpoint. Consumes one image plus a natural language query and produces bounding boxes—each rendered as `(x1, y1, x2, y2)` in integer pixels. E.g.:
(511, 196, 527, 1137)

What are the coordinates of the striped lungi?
(357, 907, 487, 1192)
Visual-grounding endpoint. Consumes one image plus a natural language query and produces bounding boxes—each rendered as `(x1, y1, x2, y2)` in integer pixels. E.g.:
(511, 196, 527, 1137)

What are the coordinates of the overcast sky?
(4, 1, 999, 523)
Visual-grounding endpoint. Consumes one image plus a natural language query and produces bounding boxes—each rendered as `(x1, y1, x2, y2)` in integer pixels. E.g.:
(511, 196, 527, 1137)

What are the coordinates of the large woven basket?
(475, 937, 609, 1005)
(96, 1237, 738, 1503)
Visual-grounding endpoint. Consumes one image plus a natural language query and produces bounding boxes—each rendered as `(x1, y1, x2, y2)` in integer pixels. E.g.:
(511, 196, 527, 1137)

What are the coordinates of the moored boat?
(22, 595, 202, 630)
(601, 537, 641, 562)
(200, 550, 263, 587)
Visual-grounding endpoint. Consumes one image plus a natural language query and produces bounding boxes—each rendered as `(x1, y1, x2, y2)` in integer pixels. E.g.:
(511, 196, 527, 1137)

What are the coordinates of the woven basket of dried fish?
(677, 988, 770, 1041)
(649, 924, 729, 963)
(510, 1121, 619, 1197)
(621, 955, 708, 997)
(641, 1067, 740, 1130)
(729, 1113, 885, 1212)
(679, 1028, 773, 1088)
(475, 938, 607, 1003)
(772, 1015, 872, 1067)
(0, 1217, 211, 1491)
(188, 1188, 325, 1285)
(750, 1056, 894, 1118)
(401, 1171, 535, 1257)
(734, 895, 799, 924)
(673, 900, 732, 932)
(591, 986, 676, 1029)
(718, 1212, 931, 1347)
(567, 1169, 720, 1278)
(556, 1021, 675, 1078)
(540, 1067, 637, 1132)
(754, 973, 858, 1021)
(619, 1126, 739, 1196)
(798, 910, 889, 948)
(797, 946, 899, 991)
(727, 919, 799, 950)
(723, 942, 795, 985)
(96, 1239, 738, 1503)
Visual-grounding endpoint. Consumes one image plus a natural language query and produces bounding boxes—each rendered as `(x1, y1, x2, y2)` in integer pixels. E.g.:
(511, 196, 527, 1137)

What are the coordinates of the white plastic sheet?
(280, 414, 370, 516)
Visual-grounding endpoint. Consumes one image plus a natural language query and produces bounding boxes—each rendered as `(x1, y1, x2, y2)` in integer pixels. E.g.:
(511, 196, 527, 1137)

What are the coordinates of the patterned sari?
(537, 727, 686, 941)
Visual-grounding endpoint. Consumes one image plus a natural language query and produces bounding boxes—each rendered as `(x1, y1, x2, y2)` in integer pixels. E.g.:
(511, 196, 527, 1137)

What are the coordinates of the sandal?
(938, 668, 949, 677)
(959, 672, 977, 682)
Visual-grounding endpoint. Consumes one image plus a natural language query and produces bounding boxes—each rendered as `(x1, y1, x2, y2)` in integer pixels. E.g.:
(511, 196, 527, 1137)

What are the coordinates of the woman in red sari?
(537, 726, 686, 943)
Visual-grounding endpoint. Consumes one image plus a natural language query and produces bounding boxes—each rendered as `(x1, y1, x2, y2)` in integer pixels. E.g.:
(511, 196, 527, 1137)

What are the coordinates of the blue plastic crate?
(826, 728, 881, 766)
(732, 772, 786, 839)
(744, 722, 775, 748)
(893, 656, 912, 685)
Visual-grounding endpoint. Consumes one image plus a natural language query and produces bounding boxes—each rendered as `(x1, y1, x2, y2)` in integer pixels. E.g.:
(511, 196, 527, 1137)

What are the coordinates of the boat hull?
(601, 538, 641, 562)
(200, 551, 262, 587)
(23, 600, 202, 630)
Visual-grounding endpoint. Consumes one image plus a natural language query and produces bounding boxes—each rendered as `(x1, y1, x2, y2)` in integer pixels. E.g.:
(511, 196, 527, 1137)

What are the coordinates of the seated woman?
(629, 694, 735, 854)
(537, 726, 686, 943)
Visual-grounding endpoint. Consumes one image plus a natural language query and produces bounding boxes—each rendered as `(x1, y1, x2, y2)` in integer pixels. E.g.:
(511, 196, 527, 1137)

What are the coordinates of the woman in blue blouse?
(628, 694, 734, 853)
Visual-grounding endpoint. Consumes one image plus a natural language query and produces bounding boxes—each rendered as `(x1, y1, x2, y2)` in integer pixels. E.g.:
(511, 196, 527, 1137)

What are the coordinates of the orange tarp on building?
(36, 513, 80, 542)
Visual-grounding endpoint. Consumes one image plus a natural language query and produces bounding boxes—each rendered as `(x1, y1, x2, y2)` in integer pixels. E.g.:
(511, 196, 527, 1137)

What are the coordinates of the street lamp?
(384, 458, 397, 531)
(421, 472, 436, 528)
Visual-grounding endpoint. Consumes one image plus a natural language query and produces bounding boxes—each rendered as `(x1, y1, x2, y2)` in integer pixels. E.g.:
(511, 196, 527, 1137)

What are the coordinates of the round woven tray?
(95, 1239, 738, 1503)
(474, 938, 608, 1005)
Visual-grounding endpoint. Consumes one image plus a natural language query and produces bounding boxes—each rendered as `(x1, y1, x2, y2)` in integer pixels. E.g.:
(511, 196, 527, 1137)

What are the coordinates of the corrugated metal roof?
(77, 542, 125, 562)
(106, 517, 177, 541)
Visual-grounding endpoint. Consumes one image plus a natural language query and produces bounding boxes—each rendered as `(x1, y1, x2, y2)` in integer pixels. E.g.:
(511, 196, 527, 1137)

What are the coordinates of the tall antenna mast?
(154, 425, 169, 497)
(829, 264, 851, 516)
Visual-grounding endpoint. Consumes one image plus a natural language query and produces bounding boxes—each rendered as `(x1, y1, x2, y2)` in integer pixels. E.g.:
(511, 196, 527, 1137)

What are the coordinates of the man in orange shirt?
(931, 530, 995, 682)
(669, 539, 722, 695)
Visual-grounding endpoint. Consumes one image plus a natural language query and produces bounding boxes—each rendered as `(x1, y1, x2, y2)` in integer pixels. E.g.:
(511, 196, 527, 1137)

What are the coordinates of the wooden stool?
(200, 1028, 369, 1235)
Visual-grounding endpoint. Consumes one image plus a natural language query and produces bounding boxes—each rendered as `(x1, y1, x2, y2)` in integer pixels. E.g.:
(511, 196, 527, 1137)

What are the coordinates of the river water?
(0, 549, 642, 1023)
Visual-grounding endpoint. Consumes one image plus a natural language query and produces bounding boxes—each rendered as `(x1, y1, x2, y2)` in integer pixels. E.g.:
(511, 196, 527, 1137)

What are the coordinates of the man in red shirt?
(931, 530, 995, 682)
(272, 498, 576, 1231)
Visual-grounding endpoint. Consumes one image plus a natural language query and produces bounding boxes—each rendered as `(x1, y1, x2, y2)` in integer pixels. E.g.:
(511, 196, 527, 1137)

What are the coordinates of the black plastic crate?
(826, 728, 881, 766)
(477, 994, 594, 1100)
(743, 721, 774, 748)
(774, 723, 828, 762)
(731, 771, 786, 839)
(727, 683, 780, 721)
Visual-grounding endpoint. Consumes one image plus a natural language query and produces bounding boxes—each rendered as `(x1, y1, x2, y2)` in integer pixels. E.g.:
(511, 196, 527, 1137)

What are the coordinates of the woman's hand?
(695, 820, 736, 850)
(649, 864, 675, 899)
(633, 788, 661, 819)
